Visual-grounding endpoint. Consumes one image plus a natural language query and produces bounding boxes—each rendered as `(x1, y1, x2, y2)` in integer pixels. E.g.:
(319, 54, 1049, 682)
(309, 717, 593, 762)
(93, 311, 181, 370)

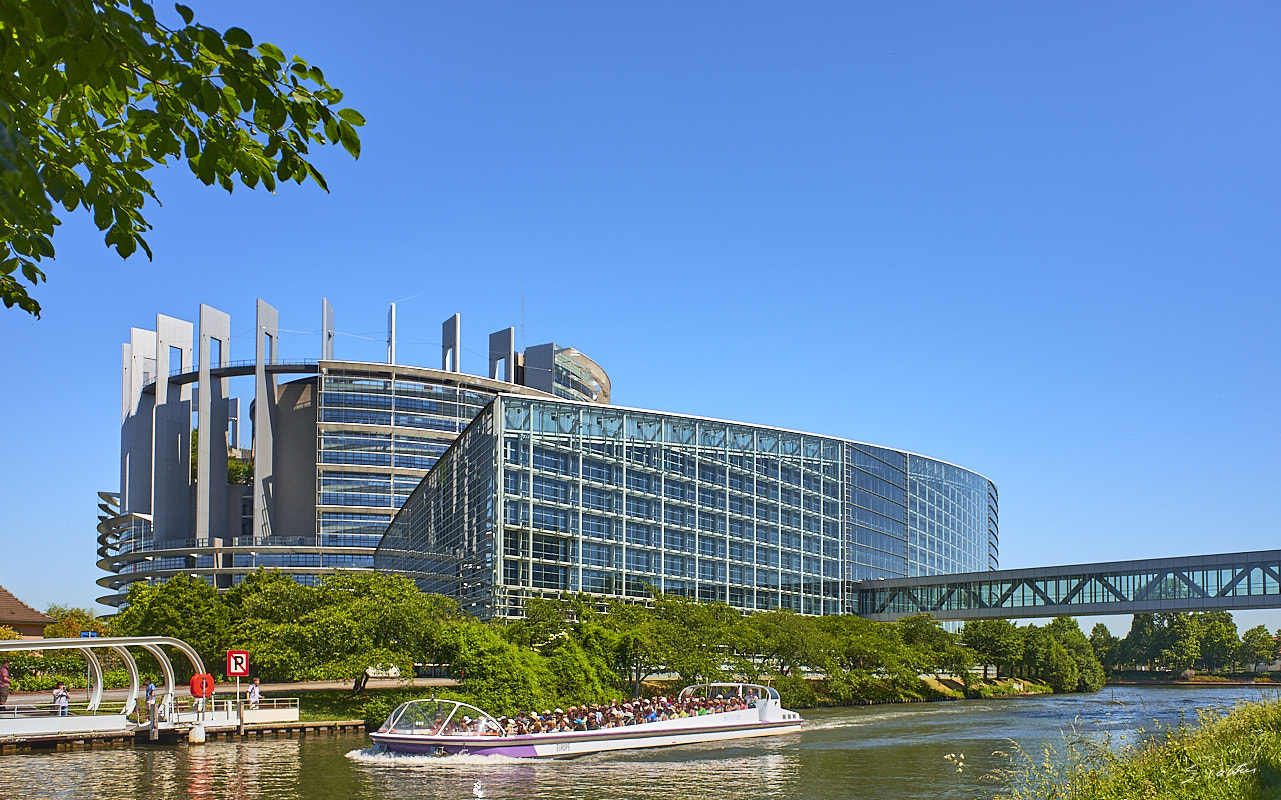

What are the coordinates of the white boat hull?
(370, 708, 803, 758)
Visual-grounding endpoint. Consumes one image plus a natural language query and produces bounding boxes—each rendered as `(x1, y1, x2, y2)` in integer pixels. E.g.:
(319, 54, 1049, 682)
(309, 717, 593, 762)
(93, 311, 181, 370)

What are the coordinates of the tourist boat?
(369, 683, 803, 758)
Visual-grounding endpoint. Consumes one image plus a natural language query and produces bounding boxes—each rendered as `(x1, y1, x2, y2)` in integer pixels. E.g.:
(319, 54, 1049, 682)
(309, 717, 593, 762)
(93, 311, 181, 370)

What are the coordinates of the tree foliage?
(103, 573, 1116, 712)
(962, 618, 1024, 679)
(111, 573, 232, 678)
(43, 604, 112, 639)
(1088, 622, 1120, 671)
(1239, 625, 1275, 671)
(1115, 612, 1249, 674)
(0, 0, 363, 316)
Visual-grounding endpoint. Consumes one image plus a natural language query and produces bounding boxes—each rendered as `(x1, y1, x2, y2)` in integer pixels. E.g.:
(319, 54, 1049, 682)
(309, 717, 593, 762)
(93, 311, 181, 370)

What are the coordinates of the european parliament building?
(98, 297, 996, 618)
(375, 396, 998, 619)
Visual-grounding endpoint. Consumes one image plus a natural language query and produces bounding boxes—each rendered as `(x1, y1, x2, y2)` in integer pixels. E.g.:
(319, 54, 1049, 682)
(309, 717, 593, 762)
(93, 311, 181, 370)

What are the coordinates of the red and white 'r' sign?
(226, 650, 249, 677)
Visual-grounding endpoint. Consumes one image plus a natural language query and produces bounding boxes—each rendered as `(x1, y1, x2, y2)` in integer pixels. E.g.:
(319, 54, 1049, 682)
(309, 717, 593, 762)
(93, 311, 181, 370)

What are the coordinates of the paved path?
(4, 677, 458, 704)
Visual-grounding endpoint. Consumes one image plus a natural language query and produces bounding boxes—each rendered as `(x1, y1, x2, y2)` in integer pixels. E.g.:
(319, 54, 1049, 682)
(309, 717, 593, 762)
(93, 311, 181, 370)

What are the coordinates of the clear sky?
(1, 2, 1277, 637)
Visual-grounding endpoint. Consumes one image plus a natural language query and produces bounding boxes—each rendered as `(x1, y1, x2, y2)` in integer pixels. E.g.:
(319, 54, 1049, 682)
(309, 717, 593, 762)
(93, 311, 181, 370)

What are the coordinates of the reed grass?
(991, 698, 1281, 800)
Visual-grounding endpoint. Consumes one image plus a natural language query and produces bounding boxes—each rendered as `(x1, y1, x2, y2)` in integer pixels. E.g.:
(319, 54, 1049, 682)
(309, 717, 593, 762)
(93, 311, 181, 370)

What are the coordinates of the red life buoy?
(189, 673, 215, 698)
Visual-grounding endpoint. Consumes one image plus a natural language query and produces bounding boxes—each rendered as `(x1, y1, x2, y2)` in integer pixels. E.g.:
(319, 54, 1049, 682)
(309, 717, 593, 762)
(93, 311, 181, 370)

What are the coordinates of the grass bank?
(995, 698, 1281, 800)
(786, 675, 1053, 708)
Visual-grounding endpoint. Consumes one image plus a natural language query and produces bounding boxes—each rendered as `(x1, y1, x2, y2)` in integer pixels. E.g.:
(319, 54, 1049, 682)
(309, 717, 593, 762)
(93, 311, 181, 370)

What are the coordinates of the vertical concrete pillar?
(252, 299, 279, 540)
(227, 398, 240, 450)
(151, 314, 194, 544)
(196, 304, 231, 544)
(120, 328, 157, 515)
(442, 313, 461, 372)
(489, 327, 515, 382)
(523, 343, 557, 394)
(321, 297, 335, 361)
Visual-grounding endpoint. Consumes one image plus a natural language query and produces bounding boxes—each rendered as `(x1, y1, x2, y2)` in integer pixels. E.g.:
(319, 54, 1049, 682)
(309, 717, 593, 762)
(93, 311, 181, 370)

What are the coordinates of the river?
(2, 685, 1275, 800)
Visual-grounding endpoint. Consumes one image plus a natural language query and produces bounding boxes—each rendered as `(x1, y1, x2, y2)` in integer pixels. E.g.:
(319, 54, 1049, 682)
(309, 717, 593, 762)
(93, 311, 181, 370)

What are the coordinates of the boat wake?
(346, 747, 543, 766)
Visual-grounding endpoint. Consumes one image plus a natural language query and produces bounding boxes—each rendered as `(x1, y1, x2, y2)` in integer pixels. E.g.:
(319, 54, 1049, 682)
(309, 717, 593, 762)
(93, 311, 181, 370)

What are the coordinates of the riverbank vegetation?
(5, 571, 1105, 713)
(994, 698, 1281, 800)
(1090, 612, 1279, 680)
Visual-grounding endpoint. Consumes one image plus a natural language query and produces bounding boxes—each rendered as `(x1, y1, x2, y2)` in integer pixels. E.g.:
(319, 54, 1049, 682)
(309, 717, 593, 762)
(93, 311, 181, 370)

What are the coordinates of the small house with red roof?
(0, 585, 54, 639)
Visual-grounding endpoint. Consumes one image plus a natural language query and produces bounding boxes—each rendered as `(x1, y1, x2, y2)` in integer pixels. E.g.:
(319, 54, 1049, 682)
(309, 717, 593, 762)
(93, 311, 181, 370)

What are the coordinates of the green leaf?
(306, 161, 329, 193)
(200, 84, 221, 115)
(337, 120, 360, 159)
(175, 4, 194, 24)
(257, 42, 286, 63)
(337, 108, 366, 127)
(224, 27, 253, 49)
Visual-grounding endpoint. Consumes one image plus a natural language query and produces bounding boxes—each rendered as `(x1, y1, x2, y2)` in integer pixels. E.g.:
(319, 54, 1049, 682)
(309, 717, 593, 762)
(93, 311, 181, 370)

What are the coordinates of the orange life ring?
(189, 673, 215, 698)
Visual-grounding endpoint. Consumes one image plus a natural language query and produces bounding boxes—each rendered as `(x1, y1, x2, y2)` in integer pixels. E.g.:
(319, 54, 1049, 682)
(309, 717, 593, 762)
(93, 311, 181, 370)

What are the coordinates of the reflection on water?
(1, 686, 1275, 800)
(348, 740, 799, 799)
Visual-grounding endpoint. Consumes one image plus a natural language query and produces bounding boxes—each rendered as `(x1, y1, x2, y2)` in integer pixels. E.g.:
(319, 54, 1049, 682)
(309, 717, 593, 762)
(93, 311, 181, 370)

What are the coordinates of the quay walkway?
(0, 636, 313, 753)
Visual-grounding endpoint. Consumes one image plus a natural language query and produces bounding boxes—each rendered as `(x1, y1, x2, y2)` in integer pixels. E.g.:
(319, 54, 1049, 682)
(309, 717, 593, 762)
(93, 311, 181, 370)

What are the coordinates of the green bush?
(13, 674, 84, 692)
(103, 669, 136, 688)
(773, 674, 818, 709)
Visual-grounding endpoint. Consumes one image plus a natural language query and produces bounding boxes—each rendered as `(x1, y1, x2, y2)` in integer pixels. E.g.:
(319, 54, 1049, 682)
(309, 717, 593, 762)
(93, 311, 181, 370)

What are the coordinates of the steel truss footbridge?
(855, 550, 1281, 622)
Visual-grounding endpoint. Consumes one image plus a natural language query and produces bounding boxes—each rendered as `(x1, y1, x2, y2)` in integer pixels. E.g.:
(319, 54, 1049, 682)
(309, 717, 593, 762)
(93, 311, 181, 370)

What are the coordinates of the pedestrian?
(145, 677, 157, 720)
(247, 677, 261, 710)
(52, 681, 70, 716)
(0, 660, 10, 711)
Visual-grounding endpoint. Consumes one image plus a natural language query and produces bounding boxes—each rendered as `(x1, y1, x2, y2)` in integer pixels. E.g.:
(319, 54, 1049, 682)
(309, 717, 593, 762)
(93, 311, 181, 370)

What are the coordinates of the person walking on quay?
(0, 660, 10, 711)
(247, 677, 261, 710)
(145, 677, 157, 721)
(52, 682, 70, 716)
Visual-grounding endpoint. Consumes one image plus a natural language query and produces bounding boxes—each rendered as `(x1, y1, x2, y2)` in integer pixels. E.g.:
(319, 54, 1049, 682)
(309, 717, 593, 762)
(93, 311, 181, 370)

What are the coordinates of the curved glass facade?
(377, 395, 997, 619)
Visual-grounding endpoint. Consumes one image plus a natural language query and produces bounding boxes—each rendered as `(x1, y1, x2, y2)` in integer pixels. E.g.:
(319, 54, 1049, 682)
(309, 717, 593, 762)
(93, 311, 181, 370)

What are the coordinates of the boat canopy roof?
(377, 698, 506, 738)
(677, 683, 780, 702)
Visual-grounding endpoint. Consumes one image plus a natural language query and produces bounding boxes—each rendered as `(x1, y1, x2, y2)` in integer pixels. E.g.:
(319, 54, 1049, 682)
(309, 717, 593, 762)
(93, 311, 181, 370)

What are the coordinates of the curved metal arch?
(0, 636, 206, 717)
(109, 645, 140, 717)
(79, 647, 105, 712)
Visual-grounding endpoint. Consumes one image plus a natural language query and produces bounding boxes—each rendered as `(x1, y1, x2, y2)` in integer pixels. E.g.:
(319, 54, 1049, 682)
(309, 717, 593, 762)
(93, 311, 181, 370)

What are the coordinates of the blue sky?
(1, 2, 1278, 636)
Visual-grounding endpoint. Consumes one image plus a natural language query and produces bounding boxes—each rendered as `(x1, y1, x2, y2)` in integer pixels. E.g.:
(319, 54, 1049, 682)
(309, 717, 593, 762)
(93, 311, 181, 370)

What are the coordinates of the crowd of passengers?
(439, 693, 757, 736)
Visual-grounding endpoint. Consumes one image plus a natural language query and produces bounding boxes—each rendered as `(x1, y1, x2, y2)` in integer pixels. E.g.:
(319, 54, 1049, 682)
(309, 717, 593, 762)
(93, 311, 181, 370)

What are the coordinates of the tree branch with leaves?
(0, 0, 364, 316)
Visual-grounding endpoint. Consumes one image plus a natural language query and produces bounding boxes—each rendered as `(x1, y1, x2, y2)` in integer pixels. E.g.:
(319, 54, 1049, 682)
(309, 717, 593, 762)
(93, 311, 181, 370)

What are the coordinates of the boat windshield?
(677, 683, 780, 703)
(377, 699, 506, 737)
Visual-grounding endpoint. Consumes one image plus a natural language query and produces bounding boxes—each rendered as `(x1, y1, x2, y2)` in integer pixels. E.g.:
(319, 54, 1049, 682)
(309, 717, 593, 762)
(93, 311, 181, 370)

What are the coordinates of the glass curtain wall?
(906, 458, 995, 577)
(378, 395, 997, 620)
(310, 369, 499, 582)
(378, 410, 500, 617)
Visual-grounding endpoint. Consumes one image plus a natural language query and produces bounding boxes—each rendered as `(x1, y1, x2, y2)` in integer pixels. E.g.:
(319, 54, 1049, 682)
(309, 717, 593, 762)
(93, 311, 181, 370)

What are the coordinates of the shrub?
(774, 674, 818, 709)
(13, 674, 84, 692)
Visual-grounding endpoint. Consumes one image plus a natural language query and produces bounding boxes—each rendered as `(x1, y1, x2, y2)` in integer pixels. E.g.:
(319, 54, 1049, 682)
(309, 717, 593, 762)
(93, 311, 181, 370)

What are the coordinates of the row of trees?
(4, 572, 1113, 711)
(1089, 612, 1278, 674)
(961, 617, 1106, 693)
(31, 570, 1107, 713)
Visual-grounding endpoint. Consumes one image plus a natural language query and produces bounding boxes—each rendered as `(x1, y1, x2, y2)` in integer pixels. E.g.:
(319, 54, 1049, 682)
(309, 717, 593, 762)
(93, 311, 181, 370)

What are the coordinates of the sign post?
(226, 650, 249, 732)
